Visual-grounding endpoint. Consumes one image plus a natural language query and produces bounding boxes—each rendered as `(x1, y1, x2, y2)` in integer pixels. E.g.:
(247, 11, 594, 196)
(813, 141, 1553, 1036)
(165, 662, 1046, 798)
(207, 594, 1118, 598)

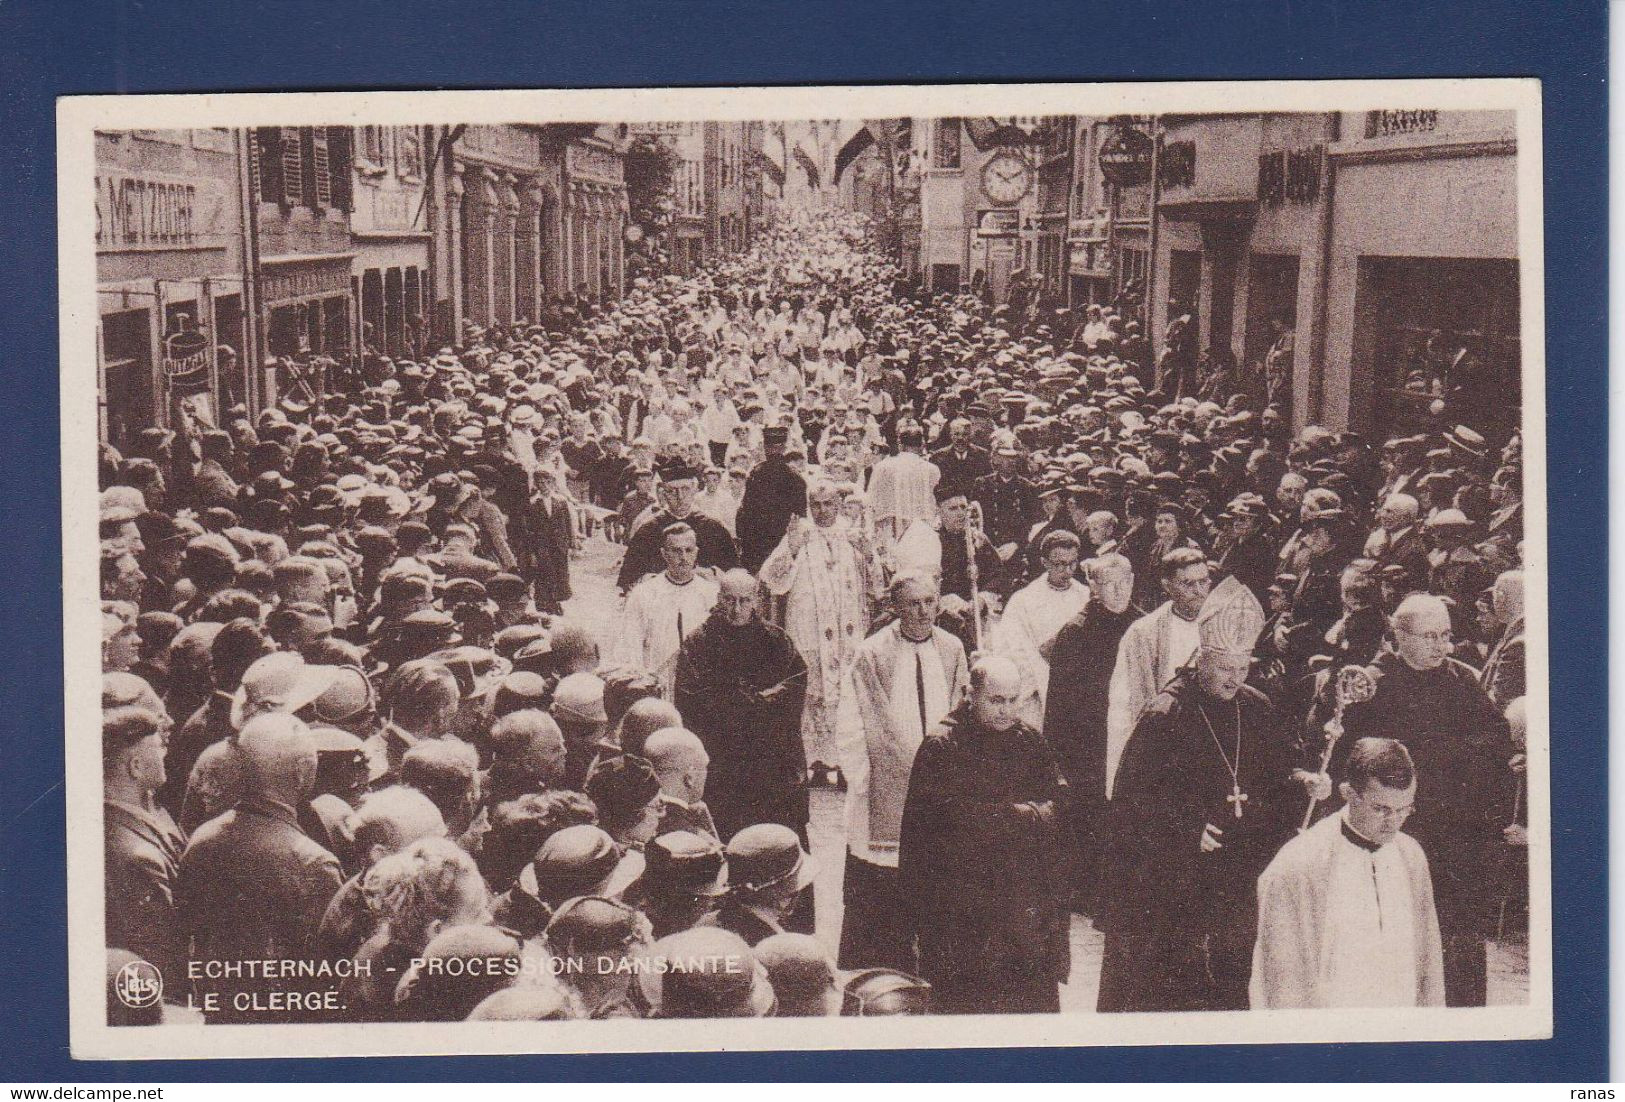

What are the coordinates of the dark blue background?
(0, 0, 1606, 1081)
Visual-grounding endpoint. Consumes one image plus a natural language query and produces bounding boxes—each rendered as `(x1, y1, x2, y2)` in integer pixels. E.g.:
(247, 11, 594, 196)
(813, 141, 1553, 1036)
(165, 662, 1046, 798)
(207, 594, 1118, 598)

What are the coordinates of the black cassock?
(1042, 602, 1136, 903)
(898, 703, 1071, 1015)
(936, 526, 1003, 655)
(674, 610, 809, 845)
(1096, 671, 1297, 1012)
(1334, 651, 1514, 1008)
(615, 509, 738, 591)
(735, 457, 808, 574)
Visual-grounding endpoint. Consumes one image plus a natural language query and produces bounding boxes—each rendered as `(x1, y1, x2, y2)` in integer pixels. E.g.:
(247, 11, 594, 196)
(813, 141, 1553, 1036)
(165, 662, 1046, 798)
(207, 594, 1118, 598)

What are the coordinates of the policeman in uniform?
(972, 441, 1040, 595)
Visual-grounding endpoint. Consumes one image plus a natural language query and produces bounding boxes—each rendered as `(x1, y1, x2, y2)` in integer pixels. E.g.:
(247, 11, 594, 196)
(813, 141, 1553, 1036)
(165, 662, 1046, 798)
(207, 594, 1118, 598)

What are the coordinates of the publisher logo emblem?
(114, 959, 162, 1009)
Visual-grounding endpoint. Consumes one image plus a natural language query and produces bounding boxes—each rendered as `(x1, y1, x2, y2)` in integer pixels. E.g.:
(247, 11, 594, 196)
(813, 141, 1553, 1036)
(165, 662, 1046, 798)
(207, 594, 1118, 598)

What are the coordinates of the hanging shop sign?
(1098, 126, 1154, 188)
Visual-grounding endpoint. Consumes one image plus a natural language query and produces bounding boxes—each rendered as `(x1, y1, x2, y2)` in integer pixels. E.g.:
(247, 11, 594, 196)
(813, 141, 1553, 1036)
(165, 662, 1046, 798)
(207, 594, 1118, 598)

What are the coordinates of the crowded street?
(555, 506, 1527, 1011)
(550, 528, 1122, 1002)
(95, 114, 1532, 1024)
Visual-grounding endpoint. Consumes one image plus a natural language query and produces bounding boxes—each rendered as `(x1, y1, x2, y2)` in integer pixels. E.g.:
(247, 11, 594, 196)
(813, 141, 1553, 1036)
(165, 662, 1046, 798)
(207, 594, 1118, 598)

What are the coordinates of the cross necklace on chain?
(1196, 700, 1248, 819)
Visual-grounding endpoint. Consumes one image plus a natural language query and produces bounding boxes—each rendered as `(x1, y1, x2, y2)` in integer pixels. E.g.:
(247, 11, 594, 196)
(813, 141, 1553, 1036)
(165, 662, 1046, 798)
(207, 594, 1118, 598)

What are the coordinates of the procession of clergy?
(101, 208, 1528, 1024)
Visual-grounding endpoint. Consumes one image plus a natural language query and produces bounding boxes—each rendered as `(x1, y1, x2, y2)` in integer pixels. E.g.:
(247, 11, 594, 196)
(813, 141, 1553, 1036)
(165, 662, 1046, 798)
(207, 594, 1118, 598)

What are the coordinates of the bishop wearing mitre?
(1096, 576, 1310, 1013)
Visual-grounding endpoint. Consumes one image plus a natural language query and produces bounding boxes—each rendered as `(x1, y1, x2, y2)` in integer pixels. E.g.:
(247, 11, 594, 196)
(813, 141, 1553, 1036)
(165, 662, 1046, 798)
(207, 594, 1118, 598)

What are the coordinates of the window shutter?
(280, 126, 304, 206)
(312, 128, 332, 206)
(299, 129, 319, 210)
(328, 127, 353, 212)
(254, 127, 283, 204)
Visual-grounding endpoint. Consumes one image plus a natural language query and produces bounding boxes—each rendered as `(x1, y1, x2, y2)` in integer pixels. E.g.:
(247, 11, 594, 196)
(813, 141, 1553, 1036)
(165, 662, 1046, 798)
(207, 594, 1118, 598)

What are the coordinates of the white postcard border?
(58, 77, 1552, 1061)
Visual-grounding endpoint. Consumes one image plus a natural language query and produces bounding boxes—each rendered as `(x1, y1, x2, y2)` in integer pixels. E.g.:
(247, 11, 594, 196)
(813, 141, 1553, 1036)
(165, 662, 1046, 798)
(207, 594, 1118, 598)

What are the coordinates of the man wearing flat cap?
(929, 419, 991, 501)
(1425, 509, 1489, 623)
(104, 705, 189, 996)
(1214, 495, 1280, 606)
(972, 441, 1041, 595)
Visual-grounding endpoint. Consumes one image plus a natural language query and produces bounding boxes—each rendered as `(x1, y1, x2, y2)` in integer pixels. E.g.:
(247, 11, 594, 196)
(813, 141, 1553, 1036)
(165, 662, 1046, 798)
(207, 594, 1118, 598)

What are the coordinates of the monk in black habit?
(1097, 577, 1307, 1012)
(898, 655, 1071, 1015)
(674, 569, 809, 844)
(1333, 592, 1514, 1008)
(1042, 552, 1137, 910)
(735, 425, 808, 574)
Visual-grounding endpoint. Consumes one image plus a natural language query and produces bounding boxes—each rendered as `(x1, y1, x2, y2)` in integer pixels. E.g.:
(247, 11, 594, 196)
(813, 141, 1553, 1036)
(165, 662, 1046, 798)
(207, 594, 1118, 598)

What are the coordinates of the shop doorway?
(987, 242, 1016, 304)
(1203, 224, 1244, 360)
(323, 297, 349, 357)
(403, 269, 423, 358)
(1167, 248, 1201, 325)
(384, 267, 405, 356)
(1244, 254, 1301, 369)
(361, 269, 385, 355)
(212, 293, 246, 413)
(100, 309, 154, 450)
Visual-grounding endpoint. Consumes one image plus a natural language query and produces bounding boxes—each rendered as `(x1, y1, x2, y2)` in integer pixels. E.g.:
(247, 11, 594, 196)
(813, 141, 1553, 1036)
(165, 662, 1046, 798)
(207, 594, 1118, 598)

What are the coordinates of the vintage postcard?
(60, 78, 1549, 1059)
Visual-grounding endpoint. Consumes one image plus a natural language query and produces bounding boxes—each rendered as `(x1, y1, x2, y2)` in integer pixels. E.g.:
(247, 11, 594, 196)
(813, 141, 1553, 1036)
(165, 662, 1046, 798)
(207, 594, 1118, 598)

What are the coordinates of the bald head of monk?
(969, 654, 1024, 734)
(643, 726, 710, 804)
(717, 568, 761, 627)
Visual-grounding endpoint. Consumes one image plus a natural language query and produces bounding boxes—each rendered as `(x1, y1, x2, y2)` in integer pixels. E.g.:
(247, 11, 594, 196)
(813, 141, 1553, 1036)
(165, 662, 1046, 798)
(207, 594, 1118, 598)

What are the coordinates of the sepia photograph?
(59, 79, 1550, 1059)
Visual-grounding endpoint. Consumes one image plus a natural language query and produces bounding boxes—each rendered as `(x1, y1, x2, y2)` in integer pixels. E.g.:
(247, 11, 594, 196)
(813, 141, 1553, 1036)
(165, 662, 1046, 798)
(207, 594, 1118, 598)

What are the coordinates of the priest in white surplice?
(832, 571, 969, 972)
(992, 529, 1089, 729)
(761, 480, 879, 772)
(865, 424, 940, 558)
(1104, 547, 1211, 797)
(1251, 737, 1446, 1009)
(615, 521, 720, 698)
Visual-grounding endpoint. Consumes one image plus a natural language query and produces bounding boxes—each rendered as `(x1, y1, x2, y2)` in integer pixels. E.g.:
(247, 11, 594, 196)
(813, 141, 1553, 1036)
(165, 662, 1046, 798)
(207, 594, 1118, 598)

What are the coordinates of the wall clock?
(980, 151, 1032, 205)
